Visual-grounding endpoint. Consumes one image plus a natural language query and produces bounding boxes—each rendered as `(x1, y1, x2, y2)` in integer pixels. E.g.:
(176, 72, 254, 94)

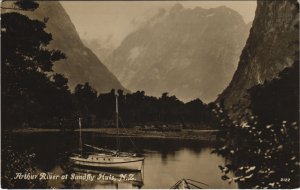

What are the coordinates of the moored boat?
(170, 178, 208, 189)
(70, 153, 144, 171)
(70, 93, 145, 171)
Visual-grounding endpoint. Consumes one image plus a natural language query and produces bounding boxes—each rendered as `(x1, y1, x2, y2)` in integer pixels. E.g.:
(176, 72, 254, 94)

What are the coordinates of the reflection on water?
(143, 148, 237, 189)
(7, 132, 238, 189)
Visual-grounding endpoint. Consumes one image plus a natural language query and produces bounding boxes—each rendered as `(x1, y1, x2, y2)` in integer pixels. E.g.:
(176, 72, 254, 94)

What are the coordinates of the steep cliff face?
(2, 1, 126, 93)
(105, 4, 250, 102)
(217, 0, 299, 116)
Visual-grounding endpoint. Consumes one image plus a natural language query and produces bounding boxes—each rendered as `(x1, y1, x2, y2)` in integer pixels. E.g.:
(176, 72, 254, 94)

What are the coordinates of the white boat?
(70, 153, 144, 171)
(70, 93, 145, 171)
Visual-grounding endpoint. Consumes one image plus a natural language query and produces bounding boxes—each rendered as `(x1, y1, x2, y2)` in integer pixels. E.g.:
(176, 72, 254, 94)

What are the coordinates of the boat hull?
(70, 155, 144, 171)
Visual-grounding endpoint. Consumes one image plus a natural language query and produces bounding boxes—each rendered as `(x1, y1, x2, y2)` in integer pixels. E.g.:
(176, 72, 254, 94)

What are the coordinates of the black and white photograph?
(1, 0, 299, 189)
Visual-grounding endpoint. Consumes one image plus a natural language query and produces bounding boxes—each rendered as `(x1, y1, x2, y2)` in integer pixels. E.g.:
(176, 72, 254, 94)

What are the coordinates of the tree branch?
(1, 6, 23, 11)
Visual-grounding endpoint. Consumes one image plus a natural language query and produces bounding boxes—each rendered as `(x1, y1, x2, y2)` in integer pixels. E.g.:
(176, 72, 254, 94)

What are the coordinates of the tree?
(2, 5, 69, 129)
(1, 0, 39, 11)
(212, 60, 299, 188)
(212, 21, 299, 188)
(72, 83, 98, 127)
(249, 56, 299, 124)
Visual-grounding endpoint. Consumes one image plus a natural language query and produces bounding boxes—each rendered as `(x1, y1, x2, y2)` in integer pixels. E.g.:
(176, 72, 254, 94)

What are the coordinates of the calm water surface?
(9, 132, 238, 189)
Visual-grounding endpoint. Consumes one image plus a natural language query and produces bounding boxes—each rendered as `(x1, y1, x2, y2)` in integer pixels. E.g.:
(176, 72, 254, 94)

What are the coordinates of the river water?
(7, 132, 238, 189)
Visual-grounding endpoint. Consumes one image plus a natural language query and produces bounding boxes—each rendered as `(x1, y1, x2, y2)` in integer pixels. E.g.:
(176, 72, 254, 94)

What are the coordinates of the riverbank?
(11, 128, 219, 141)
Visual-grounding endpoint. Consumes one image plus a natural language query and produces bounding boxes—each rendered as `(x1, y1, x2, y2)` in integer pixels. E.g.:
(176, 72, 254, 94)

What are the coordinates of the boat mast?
(116, 93, 120, 150)
(79, 117, 83, 155)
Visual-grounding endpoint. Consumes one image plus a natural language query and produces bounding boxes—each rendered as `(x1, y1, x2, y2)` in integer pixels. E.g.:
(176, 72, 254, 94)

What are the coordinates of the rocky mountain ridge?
(2, 1, 126, 93)
(217, 0, 299, 117)
(105, 4, 251, 102)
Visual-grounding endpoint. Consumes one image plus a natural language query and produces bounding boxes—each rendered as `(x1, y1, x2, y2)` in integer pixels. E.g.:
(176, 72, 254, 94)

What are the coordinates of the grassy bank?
(12, 128, 219, 141)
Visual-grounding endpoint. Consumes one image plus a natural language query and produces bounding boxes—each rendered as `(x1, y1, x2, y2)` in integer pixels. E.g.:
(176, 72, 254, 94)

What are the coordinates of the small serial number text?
(280, 178, 290, 182)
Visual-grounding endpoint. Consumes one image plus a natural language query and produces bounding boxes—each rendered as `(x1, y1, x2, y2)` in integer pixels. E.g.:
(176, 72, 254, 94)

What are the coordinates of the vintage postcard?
(1, 0, 299, 189)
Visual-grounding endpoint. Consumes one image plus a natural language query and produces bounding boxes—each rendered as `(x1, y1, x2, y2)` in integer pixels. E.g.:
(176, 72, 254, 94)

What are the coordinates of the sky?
(61, 1, 257, 47)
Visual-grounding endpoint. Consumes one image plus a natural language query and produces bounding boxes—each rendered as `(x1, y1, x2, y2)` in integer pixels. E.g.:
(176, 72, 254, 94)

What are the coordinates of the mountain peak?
(170, 3, 184, 13)
(3, 1, 127, 93)
(217, 0, 299, 118)
(105, 6, 250, 102)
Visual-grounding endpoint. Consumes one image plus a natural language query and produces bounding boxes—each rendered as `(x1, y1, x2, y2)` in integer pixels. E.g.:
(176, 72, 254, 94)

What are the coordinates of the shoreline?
(11, 128, 219, 141)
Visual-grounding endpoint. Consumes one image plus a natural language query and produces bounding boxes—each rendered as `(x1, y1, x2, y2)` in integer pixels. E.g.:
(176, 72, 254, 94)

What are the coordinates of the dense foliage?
(212, 59, 299, 188)
(1, 146, 48, 189)
(72, 87, 213, 129)
(1, 10, 74, 130)
(249, 59, 299, 124)
(3, 1, 298, 189)
(1, 2, 213, 131)
(0, 2, 213, 188)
